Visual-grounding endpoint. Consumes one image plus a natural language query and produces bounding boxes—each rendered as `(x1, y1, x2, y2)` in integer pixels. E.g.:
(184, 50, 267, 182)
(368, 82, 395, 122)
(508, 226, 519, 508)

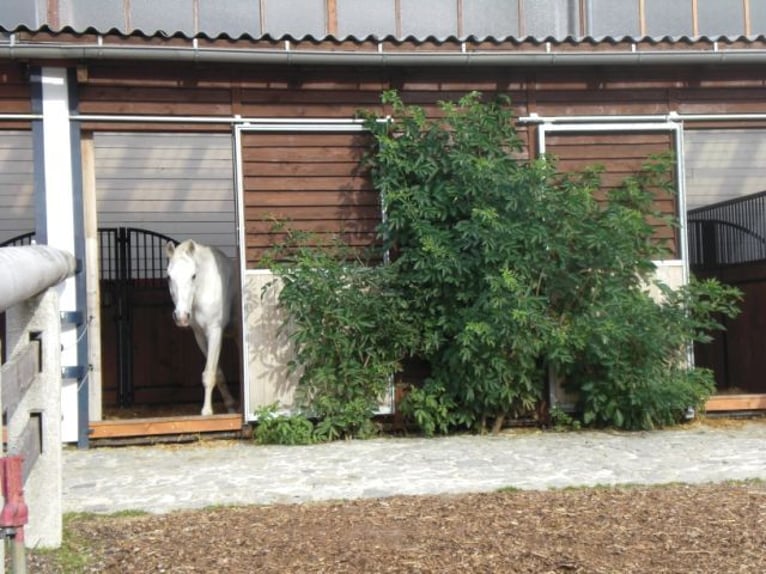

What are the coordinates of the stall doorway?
(685, 129, 766, 398)
(92, 132, 241, 420)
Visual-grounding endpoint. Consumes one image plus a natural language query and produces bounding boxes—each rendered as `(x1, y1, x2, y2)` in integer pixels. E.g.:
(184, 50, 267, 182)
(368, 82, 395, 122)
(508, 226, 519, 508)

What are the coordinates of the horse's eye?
(192, 274, 197, 281)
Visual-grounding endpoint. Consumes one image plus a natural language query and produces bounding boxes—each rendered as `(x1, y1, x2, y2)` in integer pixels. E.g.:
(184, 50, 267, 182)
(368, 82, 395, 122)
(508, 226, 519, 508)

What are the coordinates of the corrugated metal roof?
(3, 24, 766, 47)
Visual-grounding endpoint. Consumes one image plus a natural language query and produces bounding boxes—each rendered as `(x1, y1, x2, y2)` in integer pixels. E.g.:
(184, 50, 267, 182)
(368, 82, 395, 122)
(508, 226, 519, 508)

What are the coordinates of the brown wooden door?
(694, 263, 766, 394)
(543, 129, 679, 256)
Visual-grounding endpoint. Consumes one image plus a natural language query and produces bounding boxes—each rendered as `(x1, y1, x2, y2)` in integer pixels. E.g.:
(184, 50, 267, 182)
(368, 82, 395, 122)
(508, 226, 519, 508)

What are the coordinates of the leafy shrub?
(267, 90, 740, 437)
(253, 404, 315, 445)
(361, 91, 740, 432)
(267, 239, 417, 440)
(564, 277, 741, 429)
(398, 380, 457, 437)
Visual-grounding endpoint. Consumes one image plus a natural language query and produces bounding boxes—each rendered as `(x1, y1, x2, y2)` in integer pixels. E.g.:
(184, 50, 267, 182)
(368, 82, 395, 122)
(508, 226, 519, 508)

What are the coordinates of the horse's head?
(166, 240, 198, 328)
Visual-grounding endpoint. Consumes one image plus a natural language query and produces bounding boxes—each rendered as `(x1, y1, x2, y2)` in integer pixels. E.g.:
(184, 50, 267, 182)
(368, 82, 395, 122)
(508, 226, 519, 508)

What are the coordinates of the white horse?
(166, 239, 237, 416)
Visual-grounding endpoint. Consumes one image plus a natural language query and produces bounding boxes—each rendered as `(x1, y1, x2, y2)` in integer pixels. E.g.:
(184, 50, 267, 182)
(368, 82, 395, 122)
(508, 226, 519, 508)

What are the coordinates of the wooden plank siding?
(240, 131, 381, 267)
(0, 62, 33, 129)
(7, 60, 766, 414)
(545, 131, 678, 257)
(26, 61, 761, 268)
(0, 131, 34, 245)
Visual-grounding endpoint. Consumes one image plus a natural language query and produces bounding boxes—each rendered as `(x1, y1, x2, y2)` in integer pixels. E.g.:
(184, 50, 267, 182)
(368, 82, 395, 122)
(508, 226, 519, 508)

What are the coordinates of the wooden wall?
(0, 64, 34, 244)
(0, 62, 32, 128)
(4, 58, 766, 409)
(546, 131, 678, 256)
(69, 61, 766, 268)
(240, 130, 378, 266)
(6, 60, 760, 268)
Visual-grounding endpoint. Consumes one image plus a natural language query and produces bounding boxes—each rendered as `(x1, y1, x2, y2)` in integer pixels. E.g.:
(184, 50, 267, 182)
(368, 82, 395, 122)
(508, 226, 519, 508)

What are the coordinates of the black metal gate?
(687, 191, 766, 394)
(2, 227, 178, 407)
(687, 190, 766, 268)
(99, 227, 179, 407)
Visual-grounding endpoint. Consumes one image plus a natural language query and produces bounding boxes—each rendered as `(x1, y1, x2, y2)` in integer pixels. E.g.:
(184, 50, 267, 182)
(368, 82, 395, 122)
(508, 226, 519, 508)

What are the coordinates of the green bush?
(267, 90, 740, 437)
(253, 404, 315, 445)
(564, 277, 741, 429)
(361, 91, 740, 432)
(267, 239, 417, 440)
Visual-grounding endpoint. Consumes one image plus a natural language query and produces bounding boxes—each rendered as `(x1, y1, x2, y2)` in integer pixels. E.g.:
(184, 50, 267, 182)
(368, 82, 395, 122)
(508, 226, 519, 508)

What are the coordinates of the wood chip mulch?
(30, 482, 765, 573)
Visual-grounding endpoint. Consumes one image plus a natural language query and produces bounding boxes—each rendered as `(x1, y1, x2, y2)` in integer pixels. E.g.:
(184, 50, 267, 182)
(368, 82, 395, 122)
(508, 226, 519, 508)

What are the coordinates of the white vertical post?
(39, 67, 80, 443)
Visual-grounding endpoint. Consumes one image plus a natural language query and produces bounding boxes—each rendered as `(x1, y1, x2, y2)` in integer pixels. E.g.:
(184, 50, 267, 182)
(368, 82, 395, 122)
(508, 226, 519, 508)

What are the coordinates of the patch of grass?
(99, 509, 150, 519)
(547, 479, 765, 493)
(722, 477, 764, 487)
(29, 514, 97, 573)
(28, 511, 149, 572)
(496, 486, 523, 493)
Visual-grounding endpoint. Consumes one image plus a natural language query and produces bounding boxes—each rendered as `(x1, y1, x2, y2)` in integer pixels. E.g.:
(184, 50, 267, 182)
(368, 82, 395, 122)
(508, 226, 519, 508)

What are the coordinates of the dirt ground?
(30, 481, 764, 573)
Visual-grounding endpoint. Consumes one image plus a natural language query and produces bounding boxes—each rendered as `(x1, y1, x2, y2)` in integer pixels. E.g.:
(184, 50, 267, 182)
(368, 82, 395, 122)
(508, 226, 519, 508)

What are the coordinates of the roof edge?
(4, 24, 766, 45)
(2, 42, 766, 67)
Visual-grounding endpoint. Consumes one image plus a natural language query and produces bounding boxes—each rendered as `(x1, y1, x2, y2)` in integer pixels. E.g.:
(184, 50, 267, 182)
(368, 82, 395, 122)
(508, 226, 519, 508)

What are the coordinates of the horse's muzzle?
(173, 310, 191, 328)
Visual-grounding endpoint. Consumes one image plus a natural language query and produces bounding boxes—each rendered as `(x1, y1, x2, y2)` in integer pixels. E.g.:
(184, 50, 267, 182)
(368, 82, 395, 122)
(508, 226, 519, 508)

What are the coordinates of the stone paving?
(62, 420, 766, 515)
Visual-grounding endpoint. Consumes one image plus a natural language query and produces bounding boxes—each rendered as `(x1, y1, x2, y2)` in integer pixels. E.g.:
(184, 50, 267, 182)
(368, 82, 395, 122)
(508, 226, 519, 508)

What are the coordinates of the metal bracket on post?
(59, 311, 83, 326)
(61, 365, 87, 380)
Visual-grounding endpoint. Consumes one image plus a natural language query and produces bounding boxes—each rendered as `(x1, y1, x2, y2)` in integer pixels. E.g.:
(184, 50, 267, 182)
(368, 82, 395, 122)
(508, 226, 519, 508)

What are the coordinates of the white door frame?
(233, 121, 397, 422)
(533, 118, 690, 408)
(536, 119, 689, 284)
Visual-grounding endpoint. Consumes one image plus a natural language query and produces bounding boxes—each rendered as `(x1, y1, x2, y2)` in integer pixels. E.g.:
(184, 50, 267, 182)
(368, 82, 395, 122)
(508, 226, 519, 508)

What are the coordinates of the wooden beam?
(89, 414, 244, 439)
(692, 0, 699, 37)
(1, 341, 40, 421)
(705, 394, 766, 412)
(15, 414, 42, 484)
(327, 0, 338, 36)
(46, 0, 60, 29)
(81, 132, 102, 422)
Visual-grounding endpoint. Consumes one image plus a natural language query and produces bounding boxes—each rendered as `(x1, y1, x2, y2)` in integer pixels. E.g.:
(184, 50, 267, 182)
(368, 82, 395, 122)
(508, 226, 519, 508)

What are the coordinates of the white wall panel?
(94, 133, 237, 258)
(0, 131, 34, 244)
(684, 129, 766, 210)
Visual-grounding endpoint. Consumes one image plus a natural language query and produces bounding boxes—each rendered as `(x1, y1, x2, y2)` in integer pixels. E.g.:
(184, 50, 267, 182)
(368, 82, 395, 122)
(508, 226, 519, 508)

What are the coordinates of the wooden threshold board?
(89, 414, 244, 439)
(705, 394, 766, 412)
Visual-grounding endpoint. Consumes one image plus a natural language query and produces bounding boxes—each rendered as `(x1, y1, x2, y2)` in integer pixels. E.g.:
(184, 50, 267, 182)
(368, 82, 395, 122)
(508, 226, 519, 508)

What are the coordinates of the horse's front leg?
(196, 325, 222, 416)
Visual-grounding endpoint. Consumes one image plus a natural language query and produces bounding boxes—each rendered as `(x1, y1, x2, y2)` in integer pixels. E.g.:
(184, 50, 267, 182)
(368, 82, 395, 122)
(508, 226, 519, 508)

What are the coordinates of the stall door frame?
(536, 119, 690, 407)
(233, 120, 393, 422)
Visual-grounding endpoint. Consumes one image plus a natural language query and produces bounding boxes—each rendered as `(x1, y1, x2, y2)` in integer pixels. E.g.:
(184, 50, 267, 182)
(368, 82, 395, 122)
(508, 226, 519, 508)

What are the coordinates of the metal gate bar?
(688, 190, 766, 267)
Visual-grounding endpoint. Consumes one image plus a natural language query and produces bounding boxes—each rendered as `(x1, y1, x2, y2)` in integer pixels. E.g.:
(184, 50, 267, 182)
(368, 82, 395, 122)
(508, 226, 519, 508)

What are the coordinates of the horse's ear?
(187, 240, 196, 255)
(165, 242, 175, 258)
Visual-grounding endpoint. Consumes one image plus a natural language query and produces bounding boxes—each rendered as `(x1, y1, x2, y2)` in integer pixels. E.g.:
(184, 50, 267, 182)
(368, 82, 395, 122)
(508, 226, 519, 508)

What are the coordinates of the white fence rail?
(0, 245, 76, 570)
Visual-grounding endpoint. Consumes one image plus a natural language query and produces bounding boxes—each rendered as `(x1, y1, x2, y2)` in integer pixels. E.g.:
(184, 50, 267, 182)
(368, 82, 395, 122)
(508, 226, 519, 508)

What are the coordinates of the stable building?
(1, 0, 765, 445)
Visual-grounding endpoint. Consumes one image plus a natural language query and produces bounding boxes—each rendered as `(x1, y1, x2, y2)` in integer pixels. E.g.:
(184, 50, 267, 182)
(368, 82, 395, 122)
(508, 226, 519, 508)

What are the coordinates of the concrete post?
(5, 289, 64, 548)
